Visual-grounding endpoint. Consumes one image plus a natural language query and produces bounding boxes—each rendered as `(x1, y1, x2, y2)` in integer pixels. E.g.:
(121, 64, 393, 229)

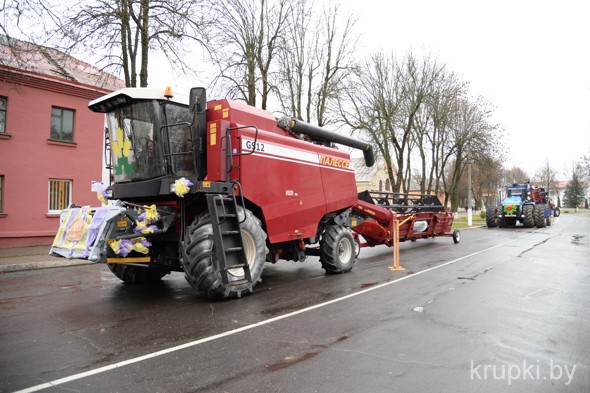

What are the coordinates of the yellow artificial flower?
(109, 239, 121, 253)
(144, 204, 159, 222)
(174, 177, 193, 197)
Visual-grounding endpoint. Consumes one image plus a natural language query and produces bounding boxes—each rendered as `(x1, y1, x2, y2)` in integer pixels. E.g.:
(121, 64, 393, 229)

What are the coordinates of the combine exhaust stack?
(277, 116, 375, 167)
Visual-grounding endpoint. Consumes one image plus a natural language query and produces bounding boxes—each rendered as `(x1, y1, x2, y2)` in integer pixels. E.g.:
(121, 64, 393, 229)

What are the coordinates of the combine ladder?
(206, 194, 252, 286)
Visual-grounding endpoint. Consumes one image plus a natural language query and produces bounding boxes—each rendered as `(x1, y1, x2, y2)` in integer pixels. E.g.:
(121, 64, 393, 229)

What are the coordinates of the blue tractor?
(486, 183, 552, 228)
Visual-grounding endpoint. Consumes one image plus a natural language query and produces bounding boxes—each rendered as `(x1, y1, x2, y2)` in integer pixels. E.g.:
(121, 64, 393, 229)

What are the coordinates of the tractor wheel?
(522, 205, 535, 228)
(498, 217, 507, 228)
(181, 207, 268, 299)
(546, 215, 552, 226)
(107, 263, 169, 284)
(553, 207, 561, 217)
(534, 204, 546, 228)
(485, 206, 498, 228)
(320, 225, 355, 274)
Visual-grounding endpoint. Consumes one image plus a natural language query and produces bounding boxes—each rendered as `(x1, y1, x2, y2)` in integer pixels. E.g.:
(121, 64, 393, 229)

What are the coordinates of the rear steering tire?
(523, 205, 535, 228)
(320, 225, 355, 274)
(534, 204, 546, 228)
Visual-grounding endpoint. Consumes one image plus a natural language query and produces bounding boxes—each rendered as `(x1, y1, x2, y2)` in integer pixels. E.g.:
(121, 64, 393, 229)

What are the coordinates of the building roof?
(0, 35, 124, 92)
(555, 180, 570, 189)
(352, 157, 380, 182)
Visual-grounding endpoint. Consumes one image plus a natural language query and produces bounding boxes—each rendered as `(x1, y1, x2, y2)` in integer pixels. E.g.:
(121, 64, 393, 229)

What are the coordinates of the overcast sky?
(151, 0, 590, 179)
(341, 0, 590, 177)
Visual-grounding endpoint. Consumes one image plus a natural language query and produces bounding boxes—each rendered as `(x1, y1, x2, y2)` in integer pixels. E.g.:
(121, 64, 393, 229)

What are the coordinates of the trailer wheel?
(320, 225, 355, 274)
(485, 206, 498, 228)
(523, 205, 535, 228)
(553, 207, 561, 217)
(354, 236, 361, 258)
(107, 263, 169, 284)
(534, 204, 546, 228)
(181, 207, 268, 299)
(453, 230, 461, 244)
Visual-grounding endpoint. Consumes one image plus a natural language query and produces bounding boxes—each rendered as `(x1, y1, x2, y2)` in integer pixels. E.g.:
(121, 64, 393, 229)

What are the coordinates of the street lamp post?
(467, 150, 472, 226)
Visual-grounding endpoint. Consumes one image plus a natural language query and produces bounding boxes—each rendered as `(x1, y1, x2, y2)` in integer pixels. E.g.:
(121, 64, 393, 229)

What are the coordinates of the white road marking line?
(16, 243, 502, 393)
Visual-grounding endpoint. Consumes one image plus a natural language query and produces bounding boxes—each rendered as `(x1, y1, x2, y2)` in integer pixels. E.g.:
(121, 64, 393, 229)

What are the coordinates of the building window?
(50, 107, 75, 142)
(385, 178, 391, 191)
(0, 96, 6, 134)
(48, 179, 72, 213)
(379, 180, 383, 192)
(0, 175, 4, 213)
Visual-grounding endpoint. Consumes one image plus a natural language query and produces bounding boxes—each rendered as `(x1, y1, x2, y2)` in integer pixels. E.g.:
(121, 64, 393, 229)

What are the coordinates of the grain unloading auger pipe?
(277, 117, 375, 167)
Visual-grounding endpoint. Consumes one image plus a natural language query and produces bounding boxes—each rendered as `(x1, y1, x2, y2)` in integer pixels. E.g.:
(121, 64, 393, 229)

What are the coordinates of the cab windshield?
(507, 187, 525, 199)
(106, 100, 193, 183)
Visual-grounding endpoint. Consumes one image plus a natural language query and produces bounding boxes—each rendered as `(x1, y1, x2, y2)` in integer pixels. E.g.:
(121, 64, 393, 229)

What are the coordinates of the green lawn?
(452, 214, 486, 230)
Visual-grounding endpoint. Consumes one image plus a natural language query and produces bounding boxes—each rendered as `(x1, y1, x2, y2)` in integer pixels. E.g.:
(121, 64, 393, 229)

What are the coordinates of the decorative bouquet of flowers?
(503, 204, 517, 215)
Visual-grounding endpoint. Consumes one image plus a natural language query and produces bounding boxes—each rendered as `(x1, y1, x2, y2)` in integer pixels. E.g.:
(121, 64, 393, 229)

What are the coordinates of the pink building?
(0, 37, 124, 248)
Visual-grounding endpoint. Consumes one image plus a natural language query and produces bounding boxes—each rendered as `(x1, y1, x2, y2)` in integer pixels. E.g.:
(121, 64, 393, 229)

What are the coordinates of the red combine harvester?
(50, 87, 459, 299)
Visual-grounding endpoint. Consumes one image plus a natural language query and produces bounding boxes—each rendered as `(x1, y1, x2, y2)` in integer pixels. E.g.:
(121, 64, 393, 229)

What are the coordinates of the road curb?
(0, 259, 96, 273)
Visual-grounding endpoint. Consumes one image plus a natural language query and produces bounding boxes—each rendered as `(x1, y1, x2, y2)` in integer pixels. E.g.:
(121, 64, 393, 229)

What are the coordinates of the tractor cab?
(89, 87, 206, 199)
(501, 184, 527, 207)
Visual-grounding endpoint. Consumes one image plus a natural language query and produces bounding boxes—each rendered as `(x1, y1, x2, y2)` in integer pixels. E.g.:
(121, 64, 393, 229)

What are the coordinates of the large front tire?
(181, 207, 268, 299)
(320, 225, 355, 274)
(486, 206, 498, 228)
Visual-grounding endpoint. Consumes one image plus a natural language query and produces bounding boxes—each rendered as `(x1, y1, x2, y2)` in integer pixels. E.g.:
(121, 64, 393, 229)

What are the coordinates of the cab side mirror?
(189, 87, 207, 114)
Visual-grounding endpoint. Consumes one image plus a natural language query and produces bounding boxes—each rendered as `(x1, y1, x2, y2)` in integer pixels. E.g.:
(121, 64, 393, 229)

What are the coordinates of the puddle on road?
(571, 234, 588, 246)
(266, 351, 320, 372)
(360, 282, 378, 288)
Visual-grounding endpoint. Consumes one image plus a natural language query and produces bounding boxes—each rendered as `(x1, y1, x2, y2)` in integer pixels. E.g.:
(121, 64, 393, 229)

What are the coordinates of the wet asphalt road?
(1, 215, 589, 392)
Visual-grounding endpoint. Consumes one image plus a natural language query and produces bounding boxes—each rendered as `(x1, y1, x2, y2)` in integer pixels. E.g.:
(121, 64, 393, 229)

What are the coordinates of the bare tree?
(416, 70, 467, 195)
(273, 0, 359, 123)
(472, 155, 505, 207)
(210, 0, 291, 109)
(341, 51, 449, 193)
(504, 166, 530, 184)
(277, 0, 315, 121)
(8, 0, 211, 87)
(1, 0, 63, 69)
(313, 3, 358, 127)
(534, 158, 558, 197)
(339, 51, 400, 192)
(443, 96, 500, 211)
(1, 0, 57, 42)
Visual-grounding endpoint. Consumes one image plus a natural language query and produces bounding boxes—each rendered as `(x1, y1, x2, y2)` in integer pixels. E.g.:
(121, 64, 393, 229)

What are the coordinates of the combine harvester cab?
(50, 87, 195, 266)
